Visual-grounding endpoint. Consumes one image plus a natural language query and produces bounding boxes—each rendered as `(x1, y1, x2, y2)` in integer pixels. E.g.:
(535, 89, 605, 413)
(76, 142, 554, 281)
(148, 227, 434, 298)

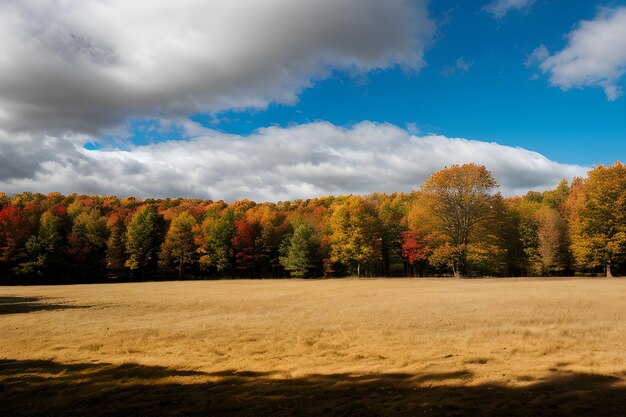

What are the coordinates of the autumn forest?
(1, 162, 625, 284)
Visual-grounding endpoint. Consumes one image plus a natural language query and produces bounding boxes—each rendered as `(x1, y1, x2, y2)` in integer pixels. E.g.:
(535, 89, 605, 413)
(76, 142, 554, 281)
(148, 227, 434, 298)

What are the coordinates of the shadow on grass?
(0, 296, 90, 315)
(0, 358, 624, 416)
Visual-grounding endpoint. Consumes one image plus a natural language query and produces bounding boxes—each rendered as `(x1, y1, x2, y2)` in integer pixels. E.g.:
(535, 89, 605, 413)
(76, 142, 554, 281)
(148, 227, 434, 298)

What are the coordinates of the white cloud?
(0, 121, 588, 201)
(455, 57, 473, 73)
(483, 0, 534, 18)
(0, 0, 434, 135)
(538, 7, 626, 100)
(525, 45, 549, 67)
(441, 57, 473, 77)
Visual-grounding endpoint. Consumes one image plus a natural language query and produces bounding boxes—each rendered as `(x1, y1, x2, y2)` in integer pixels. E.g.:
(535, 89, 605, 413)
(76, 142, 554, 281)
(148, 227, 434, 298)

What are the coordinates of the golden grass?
(1, 278, 625, 416)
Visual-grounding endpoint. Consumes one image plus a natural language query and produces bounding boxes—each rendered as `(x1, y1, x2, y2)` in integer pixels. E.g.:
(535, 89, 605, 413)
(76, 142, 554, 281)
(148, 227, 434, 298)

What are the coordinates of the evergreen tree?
(15, 207, 68, 278)
(125, 205, 162, 277)
(279, 223, 319, 278)
(375, 197, 407, 276)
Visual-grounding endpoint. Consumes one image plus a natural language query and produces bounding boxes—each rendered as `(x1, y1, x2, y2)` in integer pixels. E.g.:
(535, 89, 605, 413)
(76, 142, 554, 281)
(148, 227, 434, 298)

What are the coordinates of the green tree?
(375, 196, 407, 276)
(67, 209, 109, 277)
(159, 212, 197, 279)
(199, 210, 235, 274)
(543, 178, 570, 216)
(514, 198, 542, 275)
(279, 223, 319, 277)
(125, 205, 162, 277)
(15, 208, 67, 277)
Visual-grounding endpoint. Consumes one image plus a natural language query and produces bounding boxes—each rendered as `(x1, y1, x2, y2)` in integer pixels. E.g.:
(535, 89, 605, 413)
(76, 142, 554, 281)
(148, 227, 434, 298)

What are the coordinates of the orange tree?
(568, 162, 626, 277)
(421, 164, 500, 277)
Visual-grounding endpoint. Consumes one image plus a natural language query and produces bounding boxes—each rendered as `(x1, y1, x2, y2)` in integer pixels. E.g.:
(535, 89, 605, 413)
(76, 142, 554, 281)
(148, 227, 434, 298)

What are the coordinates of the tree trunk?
(606, 263, 613, 278)
(179, 256, 183, 280)
(357, 263, 360, 278)
(452, 265, 461, 278)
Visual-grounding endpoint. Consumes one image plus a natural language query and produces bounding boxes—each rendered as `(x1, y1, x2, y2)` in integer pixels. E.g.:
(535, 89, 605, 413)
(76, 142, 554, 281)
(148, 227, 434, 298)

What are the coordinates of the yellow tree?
(569, 162, 626, 277)
(159, 211, 197, 279)
(535, 205, 570, 275)
(421, 164, 499, 277)
(513, 196, 571, 276)
(329, 196, 381, 277)
(402, 192, 443, 276)
(198, 210, 235, 275)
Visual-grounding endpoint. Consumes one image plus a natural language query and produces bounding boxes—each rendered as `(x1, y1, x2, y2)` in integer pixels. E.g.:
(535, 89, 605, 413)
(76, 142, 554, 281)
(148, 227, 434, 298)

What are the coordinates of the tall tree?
(16, 206, 68, 278)
(67, 209, 109, 278)
(232, 218, 260, 275)
(0, 205, 30, 273)
(329, 196, 381, 277)
(514, 198, 542, 275)
(125, 205, 162, 277)
(543, 178, 570, 216)
(248, 205, 288, 277)
(106, 215, 127, 275)
(279, 223, 319, 278)
(421, 164, 499, 277)
(159, 212, 197, 279)
(569, 162, 626, 277)
(535, 206, 571, 275)
(375, 196, 407, 276)
(199, 210, 235, 274)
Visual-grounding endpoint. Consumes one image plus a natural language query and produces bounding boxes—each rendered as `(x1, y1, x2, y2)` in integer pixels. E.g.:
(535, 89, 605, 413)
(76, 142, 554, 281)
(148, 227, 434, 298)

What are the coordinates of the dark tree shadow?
(0, 296, 90, 315)
(0, 359, 624, 416)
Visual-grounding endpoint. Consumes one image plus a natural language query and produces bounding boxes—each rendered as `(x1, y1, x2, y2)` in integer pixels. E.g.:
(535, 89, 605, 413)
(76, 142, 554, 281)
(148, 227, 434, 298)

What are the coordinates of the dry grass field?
(0, 278, 624, 416)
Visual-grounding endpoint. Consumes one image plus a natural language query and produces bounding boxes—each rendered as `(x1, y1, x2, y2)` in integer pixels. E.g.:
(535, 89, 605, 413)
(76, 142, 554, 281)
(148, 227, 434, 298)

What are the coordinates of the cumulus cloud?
(483, 0, 534, 18)
(0, 122, 587, 201)
(537, 7, 626, 100)
(0, 0, 434, 135)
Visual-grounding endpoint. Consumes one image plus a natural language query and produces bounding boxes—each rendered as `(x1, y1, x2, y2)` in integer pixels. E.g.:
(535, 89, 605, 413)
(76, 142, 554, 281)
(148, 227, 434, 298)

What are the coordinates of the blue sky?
(1, 0, 625, 200)
(192, 0, 625, 166)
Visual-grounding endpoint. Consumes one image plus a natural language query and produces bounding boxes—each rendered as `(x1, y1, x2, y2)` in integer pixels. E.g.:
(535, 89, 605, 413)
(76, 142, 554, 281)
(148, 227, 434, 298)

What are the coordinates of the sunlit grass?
(1, 278, 624, 415)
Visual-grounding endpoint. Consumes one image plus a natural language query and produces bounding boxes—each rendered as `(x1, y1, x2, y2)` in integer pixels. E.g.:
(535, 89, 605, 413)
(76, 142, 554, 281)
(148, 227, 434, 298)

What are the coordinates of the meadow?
(1, 278, 624, 416)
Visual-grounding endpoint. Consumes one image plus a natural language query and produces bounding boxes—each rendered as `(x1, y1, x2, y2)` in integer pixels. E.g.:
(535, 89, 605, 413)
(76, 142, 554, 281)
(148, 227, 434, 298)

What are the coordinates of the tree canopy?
(568, 162, 626, 277)
(1, 162, 625, 282)
(421, 164, 500, 277)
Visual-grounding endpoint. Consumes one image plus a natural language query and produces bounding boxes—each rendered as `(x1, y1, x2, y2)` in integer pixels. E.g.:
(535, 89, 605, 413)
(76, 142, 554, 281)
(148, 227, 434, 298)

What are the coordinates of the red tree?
(232, 219, 259, 273)
(0, 205, 30, 264)
(401, 229, 432, 266)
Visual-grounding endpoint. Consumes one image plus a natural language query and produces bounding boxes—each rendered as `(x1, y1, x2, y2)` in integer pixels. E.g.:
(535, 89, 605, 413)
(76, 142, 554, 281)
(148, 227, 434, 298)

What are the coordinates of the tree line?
(1, 162, 625, 283)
